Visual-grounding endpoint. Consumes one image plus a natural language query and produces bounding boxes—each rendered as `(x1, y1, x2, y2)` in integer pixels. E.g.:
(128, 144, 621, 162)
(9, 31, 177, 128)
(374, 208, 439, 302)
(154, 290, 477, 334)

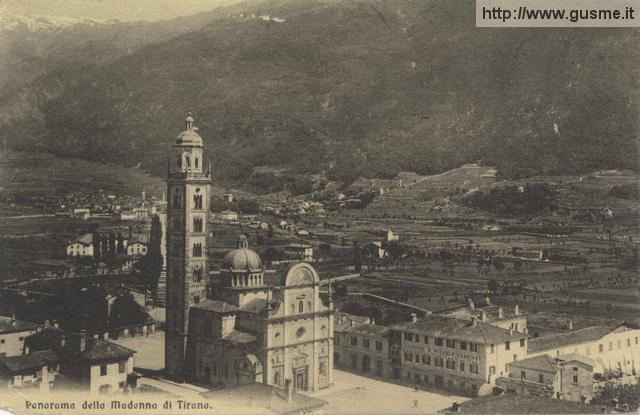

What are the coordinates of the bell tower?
(165, 112, 211, 380)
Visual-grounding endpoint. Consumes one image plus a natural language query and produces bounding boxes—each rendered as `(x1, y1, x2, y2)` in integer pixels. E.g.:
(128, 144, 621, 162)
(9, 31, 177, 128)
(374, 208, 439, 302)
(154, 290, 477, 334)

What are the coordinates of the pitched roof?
(0, 350, 59, 373)
(508, 354, 559, 373)
(344, 323, 390, 337)
(239, 298, 268, 314)
(78, 339, 135, 362)
(441, 394, 602, 414)
(0, 316, 39, 335)
(527, 325, 615, 352)
(392, 315, 526, 344)
(71, 233, 93, 246)
(191, 299, 238, 314)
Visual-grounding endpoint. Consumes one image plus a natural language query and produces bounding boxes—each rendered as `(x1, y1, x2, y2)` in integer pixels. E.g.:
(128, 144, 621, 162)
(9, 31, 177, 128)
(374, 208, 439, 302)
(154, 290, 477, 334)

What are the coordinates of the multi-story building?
(186, 237, 333, 392)
(390, 314, 528, 396)
(443, 302, 527, 332)
(165, 113, 212, 381)
(285, 244, 314, 262)
(0, 315, 39, 358)
(496, 353, 594, 402)
(333, 312, 392, 379)
(527, 322, 640, 376)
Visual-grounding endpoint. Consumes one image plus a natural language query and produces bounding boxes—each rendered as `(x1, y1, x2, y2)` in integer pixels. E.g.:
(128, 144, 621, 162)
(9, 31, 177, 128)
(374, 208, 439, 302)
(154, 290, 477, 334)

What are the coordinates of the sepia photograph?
(0, 0, 638, 414)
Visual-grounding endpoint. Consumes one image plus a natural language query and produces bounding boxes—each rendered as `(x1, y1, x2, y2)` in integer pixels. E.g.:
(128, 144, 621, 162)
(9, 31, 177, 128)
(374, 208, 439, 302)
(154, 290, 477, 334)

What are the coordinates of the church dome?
(175, 112, 203, 147)
(222, 235, 263, 272)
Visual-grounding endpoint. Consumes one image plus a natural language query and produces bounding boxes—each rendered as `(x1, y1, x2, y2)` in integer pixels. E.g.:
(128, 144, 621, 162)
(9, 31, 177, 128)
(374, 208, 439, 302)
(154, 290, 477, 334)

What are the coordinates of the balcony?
(168, 172, 211, 180)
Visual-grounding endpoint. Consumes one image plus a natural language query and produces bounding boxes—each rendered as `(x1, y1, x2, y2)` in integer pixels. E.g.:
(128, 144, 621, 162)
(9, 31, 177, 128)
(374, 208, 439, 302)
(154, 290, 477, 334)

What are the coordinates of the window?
(609, 342, 613, 351)
(470, 343, 478, 352)
(274, 373, 281, 385)
(460, 361, 465, 372)
(489, 366, 496, 375)
(627, 339, 631, 347)
(446, 339, 456, 348)
(513, 354, 518, 361)
(100, 365, 107, 376)
(296, 327, 305, 339)
(405, 333, 413, 342)
(470, 363, 479, 374)
(193, 194, 203, 209)
(572, 367, 579, 384)
(520, 338, 525, 347)
(351, 355, 358, 369)
(599, 344, 604, 353)
(118, 361, 126, 374)
(192, 243, 203, 257)
(422, 355, 430, 365)
(539, 374, 544, 384)
(118, 381, 126, 390)
(320, 361, 327, 375)
(376, 341, 383, 351)
(520, 371, 526, 380)
(351, 336, 358, 346)
(363, 338, 370, 349)
(195, 158, 199, 168)
(635, 337, 638, 345)
(460, 341, 467, 350)
(404, 352, 412, 362)
(298, 300, 304, 313)
(490, 344, 495, 353)
(414, 373, 421, 384)
(336, 336, 340, 346)
(192, 267, 203, 282)
(505, 341, 511, 350)
(0, 339, 4, 344)
(446, 358, 456, 370)
(424, 335, 429, 344)
(435, 337, 444, 346)
(193, 217, 203, 232)
(435, 357, 443, 368)
(18, 336, 24, 341)
(376, 360, 383, 376)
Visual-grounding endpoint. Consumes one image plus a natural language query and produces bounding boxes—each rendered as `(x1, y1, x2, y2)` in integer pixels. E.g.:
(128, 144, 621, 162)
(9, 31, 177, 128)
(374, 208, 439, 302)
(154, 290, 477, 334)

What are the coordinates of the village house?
(220, 210, 239, 221)
(496, 353, 594, 402)
(126, 241, 148, 257)
(66, 233, 94, 257)
(526, 322, 640, 376)
(0, 349, 60, 392)
(0, 315, 40, 358)
(284, 244, 314, 262)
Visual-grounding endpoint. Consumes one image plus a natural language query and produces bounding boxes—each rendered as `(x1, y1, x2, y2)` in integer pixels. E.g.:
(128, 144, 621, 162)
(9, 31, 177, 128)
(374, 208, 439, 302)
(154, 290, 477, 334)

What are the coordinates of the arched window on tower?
(193, 217, 203, 233)
(195, 158, 199, 168)
(307, 300, 312, 312)
(194, 194, 203, 209)
(186, 155, 191, 168)
(298, 300, 304, 314)
(193, 243, 203, 257)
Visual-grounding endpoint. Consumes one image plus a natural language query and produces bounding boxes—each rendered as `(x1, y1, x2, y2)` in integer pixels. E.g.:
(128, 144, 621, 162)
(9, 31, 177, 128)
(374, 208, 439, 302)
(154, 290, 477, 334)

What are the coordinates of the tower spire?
(185, 112, 195, 130)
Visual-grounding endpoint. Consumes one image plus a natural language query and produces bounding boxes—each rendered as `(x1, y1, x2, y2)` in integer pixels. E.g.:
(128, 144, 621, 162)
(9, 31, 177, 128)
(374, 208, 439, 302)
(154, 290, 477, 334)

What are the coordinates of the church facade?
(165, 114, 333, 392)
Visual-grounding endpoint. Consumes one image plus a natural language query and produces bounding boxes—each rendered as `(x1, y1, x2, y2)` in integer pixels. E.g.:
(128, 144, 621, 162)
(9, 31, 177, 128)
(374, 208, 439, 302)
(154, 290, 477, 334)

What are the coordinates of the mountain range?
(0, 0, 638, 188)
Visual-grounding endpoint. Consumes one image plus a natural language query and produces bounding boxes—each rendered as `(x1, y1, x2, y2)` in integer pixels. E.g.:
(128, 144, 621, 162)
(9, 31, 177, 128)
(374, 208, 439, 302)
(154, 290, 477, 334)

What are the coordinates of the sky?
(0, 0, 243, 22)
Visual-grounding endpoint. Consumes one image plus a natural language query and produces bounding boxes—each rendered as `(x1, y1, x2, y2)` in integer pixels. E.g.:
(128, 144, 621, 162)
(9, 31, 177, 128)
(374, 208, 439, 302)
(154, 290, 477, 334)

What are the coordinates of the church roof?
(222, 248, 263, 273)
(191, 299, 238, 314)
(176, 129, 203, 147)
(239, 298, 268, 314)
(223, 330, 256, 344)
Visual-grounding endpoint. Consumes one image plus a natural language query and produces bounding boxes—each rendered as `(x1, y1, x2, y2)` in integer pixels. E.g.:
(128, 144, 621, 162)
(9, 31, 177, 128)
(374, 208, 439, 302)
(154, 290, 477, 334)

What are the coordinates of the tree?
(592, 382, 640, 411)
(139, 215, 163, 305)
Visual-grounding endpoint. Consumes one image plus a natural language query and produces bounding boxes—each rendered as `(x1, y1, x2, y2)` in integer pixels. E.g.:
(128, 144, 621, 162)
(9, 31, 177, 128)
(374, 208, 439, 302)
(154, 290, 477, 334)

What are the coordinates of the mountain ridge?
(0, 0, 637, 186)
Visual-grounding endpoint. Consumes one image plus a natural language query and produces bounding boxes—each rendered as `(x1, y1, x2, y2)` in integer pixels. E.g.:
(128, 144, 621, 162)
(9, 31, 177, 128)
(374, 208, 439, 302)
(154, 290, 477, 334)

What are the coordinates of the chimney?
(480, 310, 487, 322)
(411, 313, 418, 323)
(498, 307, 504, 319)
(567, 320, 573, 331)
(514, 304, 520, 315)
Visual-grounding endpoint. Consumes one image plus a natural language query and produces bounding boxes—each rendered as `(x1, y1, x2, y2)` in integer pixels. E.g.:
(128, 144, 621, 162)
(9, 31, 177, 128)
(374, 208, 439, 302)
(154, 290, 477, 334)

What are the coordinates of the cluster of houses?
(333, 298, 640, 402)
(0, 316, 138, 394)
